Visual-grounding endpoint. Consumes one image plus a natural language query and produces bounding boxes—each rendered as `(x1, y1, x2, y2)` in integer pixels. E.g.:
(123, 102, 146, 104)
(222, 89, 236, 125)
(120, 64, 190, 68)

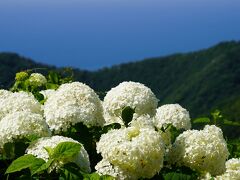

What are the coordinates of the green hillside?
(1, 41, 240, 121)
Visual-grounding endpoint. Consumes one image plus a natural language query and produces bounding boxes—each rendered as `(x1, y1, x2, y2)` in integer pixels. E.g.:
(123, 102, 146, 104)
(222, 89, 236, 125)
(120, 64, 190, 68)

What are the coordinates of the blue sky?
(0, 0, 240, 70)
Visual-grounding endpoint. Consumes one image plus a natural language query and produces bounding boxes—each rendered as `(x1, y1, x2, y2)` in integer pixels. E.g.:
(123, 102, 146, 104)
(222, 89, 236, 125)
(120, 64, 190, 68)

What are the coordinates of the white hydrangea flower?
(215, 158, 240, 180)
(29, 73, 47, 86)
(0, 91, 43, 120)
(225, 158, 240, 171)
(40, 89, 56, 99)
(154, 104, 191, 130)
(103, 81, 158, 125)
(97, 126, 165, 179)
(129, 114, 155, 130)
(0, 111, 50, 147)
(44, 82, 105, 133)
(0, 89, 12, 100)
(26, 136, 91, 173)
(95, 159, 138, 180)
(168, 125, 229, 175)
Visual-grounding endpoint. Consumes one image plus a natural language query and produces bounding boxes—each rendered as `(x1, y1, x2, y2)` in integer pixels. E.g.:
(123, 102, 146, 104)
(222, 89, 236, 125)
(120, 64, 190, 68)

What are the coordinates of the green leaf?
(6, 154, 45, 174)
(211, 109, 223, 125)
(25, 134, 41, 143)
(48, 71, 59, 84)
(31, 159, 54, 175)
(223, 120, 240, 126)
(46, 83, 59, 90)
(192, 117, 211, 124)
(59, 163, 83, 180)
(3, 143, 15, 159)
(83, 172, 114, 180)
(163, 172, 193, 180)
(227, 139, 240, 158)
(160, 123, 172, 132)
(34, 92, 45, 102)
(121, 106, 135, 127)
(51, 142, 81, 160)
(102, 123, 121, 133)
(44, 146, 54, 157)
(168, 125, 184, 143)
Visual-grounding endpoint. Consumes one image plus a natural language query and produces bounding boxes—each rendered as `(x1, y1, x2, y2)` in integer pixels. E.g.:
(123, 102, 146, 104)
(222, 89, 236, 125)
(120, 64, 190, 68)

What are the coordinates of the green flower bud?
(15, 71, 29, 81)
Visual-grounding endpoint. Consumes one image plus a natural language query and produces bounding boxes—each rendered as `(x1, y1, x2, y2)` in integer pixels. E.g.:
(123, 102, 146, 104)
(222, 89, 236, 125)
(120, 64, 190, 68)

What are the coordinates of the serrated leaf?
(59, 163, 83, 180)
(6, 154, 45, 174)
(31, 159, 54, 175)
(29, 159, 48, 175)
(51, 142, 81, 160)
(83, 172, 114, 180)
(44, 146, 53, 157)
(46, 83, 59, 90)
(192, 117, 210, 124)
(121, 106, 135, 127)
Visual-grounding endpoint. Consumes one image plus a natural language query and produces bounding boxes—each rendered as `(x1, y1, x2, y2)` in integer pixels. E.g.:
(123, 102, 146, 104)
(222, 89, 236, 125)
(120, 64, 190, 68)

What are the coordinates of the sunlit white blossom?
(44, 82, 105, 133)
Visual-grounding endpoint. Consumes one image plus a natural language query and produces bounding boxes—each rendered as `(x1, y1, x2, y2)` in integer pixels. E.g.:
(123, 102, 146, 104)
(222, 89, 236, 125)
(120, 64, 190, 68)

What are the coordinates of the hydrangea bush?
(0, 70, 239, 180)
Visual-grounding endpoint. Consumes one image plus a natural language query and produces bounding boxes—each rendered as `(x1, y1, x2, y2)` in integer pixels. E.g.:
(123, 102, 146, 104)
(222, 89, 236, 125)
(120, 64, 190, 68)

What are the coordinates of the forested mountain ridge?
(0, 41, 240, 120)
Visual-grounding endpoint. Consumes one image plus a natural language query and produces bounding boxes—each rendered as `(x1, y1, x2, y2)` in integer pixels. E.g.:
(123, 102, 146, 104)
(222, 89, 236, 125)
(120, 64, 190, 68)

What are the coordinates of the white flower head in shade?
(29, 73, 47, 86)
(0, 91, 43, 120)
(154, 104, 191, 130)
(96, 125, 165, 179)
(215, 158, 240, 180)
(26, 136, 91, 173)
(44, 82, 105, 133)
(168, 125, 229, 176)
(0, 111, 50, 147)
(103, 81, 159, 125)
(95, 159, 138, 180)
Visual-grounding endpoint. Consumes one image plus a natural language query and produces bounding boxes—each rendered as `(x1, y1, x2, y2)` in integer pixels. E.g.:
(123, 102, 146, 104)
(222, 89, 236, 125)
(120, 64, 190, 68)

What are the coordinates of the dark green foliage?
(151, 166, 199, 180)
(193, 110, 240, 138)
(121, 106, 135, 127)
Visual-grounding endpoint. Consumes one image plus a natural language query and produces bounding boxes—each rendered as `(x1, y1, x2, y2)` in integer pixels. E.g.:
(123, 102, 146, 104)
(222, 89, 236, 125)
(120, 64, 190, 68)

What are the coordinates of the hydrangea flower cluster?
(214, 158, 240, 180)
(154, 104, 191, 130)
(0, 111, 50, 147)
(129, 114, 155, 130)
(0, 91, 43, 121)
(96, 121, 165, 179)
(95, 159, 138, 180)
(26, 136, 91, 173)
(0, 78, 236, 179)
(0, 89, 12, 100)
(168, 125, 229, 175)
(44, 82, 105, 133)
(103, 81, 158, 125)
(29, 73, 47, 86)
